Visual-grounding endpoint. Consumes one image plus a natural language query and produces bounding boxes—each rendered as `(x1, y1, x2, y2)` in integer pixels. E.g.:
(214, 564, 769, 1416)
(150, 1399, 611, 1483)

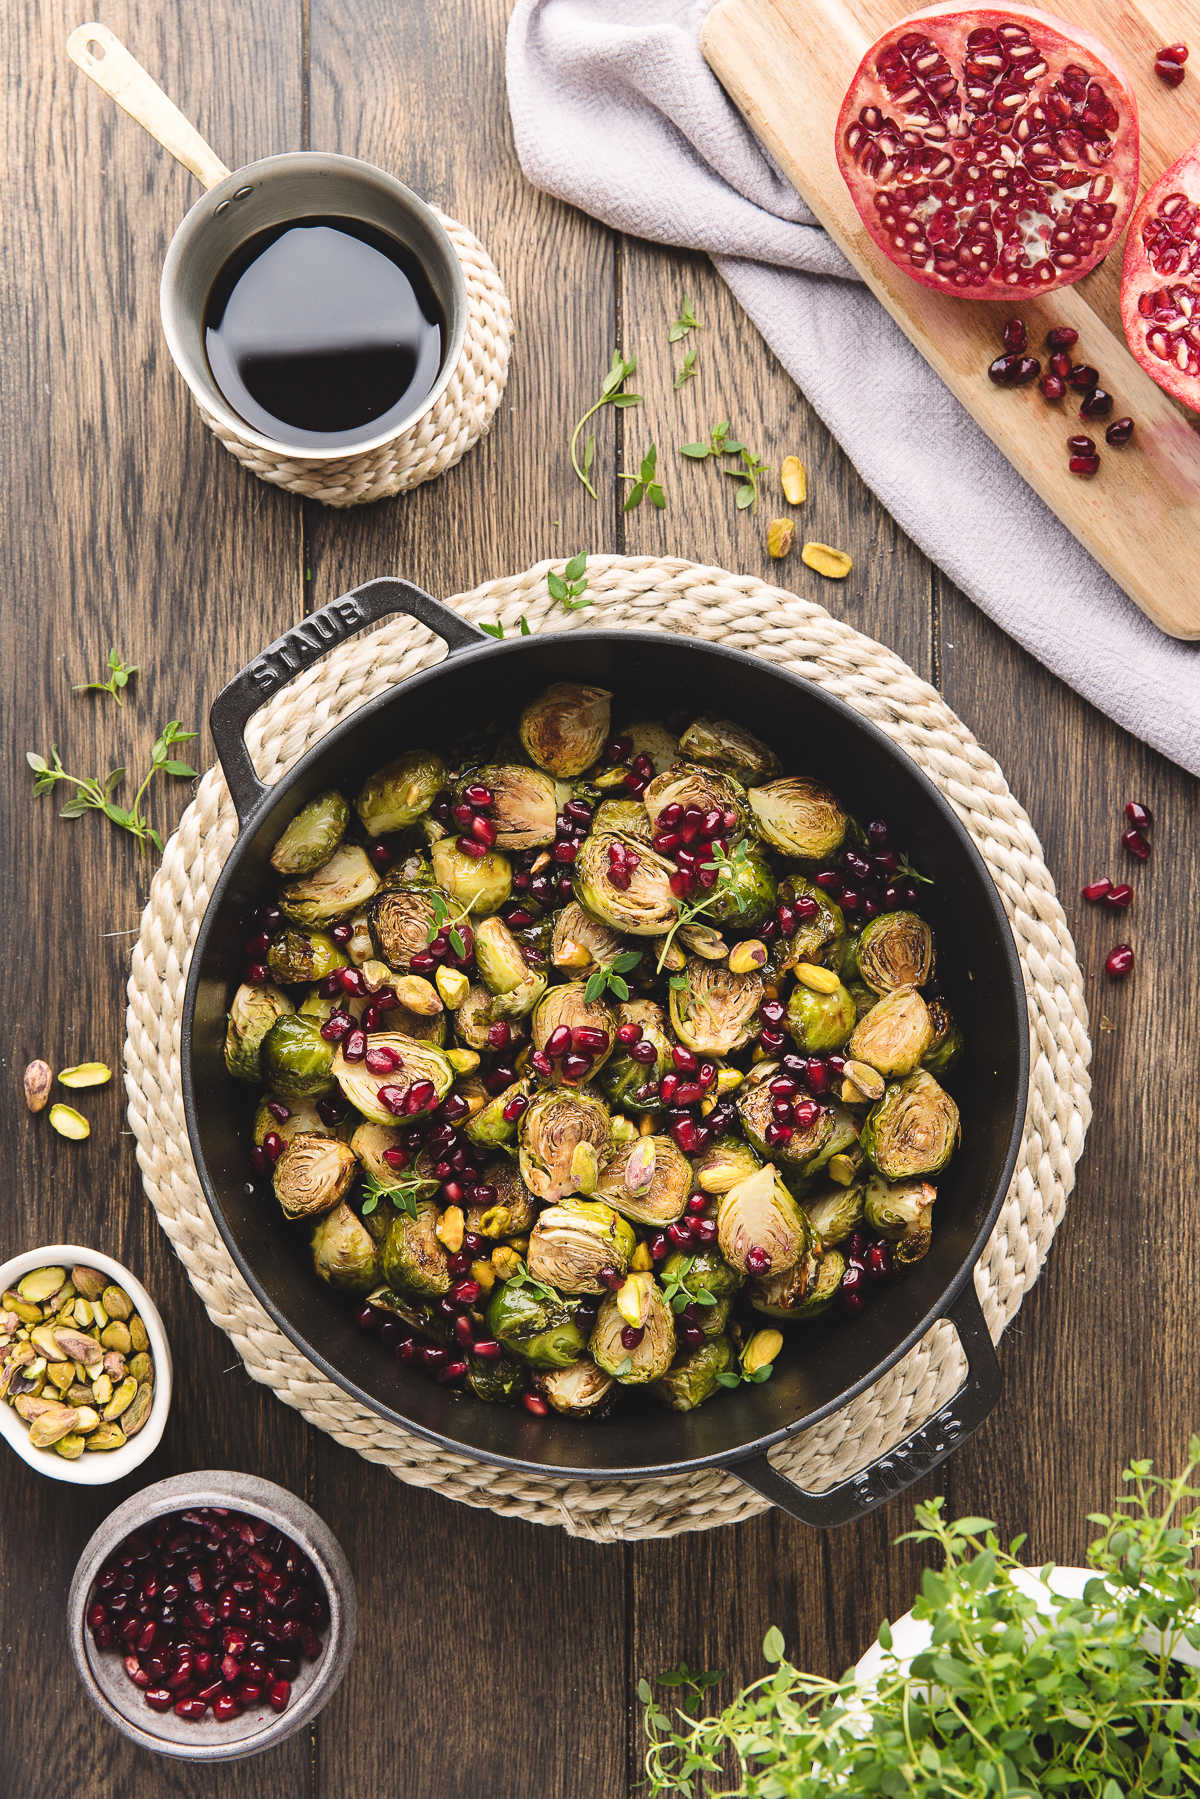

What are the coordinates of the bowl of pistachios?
(0, 1244, 171, 1483)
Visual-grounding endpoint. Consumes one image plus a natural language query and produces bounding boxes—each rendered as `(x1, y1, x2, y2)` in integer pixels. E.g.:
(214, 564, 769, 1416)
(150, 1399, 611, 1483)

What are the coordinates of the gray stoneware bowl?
(68, 1470, 356, 1761)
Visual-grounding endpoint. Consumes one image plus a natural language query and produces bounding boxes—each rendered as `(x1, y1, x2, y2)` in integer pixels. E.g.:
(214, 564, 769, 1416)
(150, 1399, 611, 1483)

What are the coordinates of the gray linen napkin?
(506, 0, 1200, 777)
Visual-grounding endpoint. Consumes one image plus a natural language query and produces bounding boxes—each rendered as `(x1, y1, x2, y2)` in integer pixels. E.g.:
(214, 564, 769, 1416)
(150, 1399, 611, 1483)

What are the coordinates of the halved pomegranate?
(835, 5, 1140, 298)
(1120, 142, 1200, 412)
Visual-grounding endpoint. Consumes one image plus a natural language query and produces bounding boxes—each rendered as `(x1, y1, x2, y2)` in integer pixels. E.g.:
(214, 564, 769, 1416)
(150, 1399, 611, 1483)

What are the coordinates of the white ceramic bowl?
(0, 1244, 171, 1484)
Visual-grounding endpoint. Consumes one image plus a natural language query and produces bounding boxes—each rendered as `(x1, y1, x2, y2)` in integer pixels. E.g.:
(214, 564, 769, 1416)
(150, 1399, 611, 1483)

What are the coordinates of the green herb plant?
(680, 424, 770, 512)
(584, 951, 643, 1004)
(27, 720, 198, 855)
(642, 1443, 1200, 1797)
(668, 298, 701, 343)
(547, 553, 592, 612)
(504, 1261, 562, 1307)
(656, 839, 754, 973)
(621, 444, 666, 513)
(569, 351, 641, 498)
(74, 649, 139, 706)
(359, 1171, 440, 1221)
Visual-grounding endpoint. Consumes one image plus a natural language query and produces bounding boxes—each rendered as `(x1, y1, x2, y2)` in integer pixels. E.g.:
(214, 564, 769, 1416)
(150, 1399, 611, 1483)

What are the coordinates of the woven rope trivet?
(197, 211, 511, 507)
(125, 556, 1092, 1540)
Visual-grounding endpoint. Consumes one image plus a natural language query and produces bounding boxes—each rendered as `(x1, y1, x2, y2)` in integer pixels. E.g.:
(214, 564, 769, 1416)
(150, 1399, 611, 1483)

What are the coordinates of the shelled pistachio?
(0, 1264, 155, 1455)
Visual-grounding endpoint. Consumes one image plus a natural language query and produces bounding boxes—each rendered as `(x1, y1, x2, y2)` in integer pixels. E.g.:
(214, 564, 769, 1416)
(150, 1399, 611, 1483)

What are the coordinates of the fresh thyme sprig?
(583, 950, 642, 1004)
(668, 297, 701, 343)
(569, 351, 641, 498)
(27, 720, 197, 855)
(422, 889, 470, 958)
(547, 553, 591, 612)
(504, 1260, 561, 1306)
(680, 424, 770, 511)
(655, 839, 754, 973)
(674, 347, 698, 389)
(359, 1170, 440, 1220)
(660, 1253, 719, 1315)
(620, 444, 666, 513)
(74, 648, 139, 706)
(479, 616, 532, 640)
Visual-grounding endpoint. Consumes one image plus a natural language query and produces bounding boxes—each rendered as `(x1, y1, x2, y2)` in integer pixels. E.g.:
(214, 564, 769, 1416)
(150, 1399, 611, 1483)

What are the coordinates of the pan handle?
(732, 1280, 1000, 1528)
(209, 579, 487, 826)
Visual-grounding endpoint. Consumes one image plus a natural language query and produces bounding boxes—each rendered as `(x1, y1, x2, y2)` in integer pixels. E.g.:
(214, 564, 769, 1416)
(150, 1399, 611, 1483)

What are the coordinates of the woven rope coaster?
(197, 211, 511, 507)
(125, 556, 1092, 1540)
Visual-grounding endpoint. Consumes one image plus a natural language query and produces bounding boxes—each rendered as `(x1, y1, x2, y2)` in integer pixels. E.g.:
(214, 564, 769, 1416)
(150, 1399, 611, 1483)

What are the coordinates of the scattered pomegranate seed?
(522, 1393, 549, 1417)
(1121, 827, 1151, 861)
(1068, 364, 1100, 391)
(1081, 878, 1112, 902)
(1045, 325, 1078, 350)
(1156, 43, 1188, 85)
(1002, 317, 1027, 352)
(745, 1247, 771, 1276)
(1040, 373, 1066, 401)
(988, 352, 1021, 385)
(1104, 884, 1133, 910)
(1079, 387, 1113, 419)
(1105, 943, 1135, 978)
(1069, 452, 1100, 477)
(1105, 417, 1134, 446)
(1125, 800, 1153, 831)
(1049, 349, 1073, 379)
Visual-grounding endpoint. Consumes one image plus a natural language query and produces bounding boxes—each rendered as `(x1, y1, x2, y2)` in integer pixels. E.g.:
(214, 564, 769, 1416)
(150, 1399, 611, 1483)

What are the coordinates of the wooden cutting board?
(702, 0, 1200, 639)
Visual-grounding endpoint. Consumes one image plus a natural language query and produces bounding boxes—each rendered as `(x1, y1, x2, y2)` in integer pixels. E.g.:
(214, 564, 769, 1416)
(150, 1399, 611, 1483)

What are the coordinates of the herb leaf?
(74, 648, 139, 706)
(27, 714, 197, 856)
(546, 555, 591, 614)
(360, 1170, 439, 1220)
(569, 351, 639, 498)
(674, 347, 698, 389)
(667, 297, 700, 343)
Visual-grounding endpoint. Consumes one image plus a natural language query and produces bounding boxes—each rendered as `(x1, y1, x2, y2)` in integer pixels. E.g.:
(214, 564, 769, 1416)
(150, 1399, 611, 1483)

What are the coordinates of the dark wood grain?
(3, 0, 1199, 1795)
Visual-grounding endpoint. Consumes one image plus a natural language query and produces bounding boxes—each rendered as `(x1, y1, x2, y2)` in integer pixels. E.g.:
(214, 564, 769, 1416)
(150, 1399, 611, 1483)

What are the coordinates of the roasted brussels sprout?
(534, 1360, 615, 1417)
(272, 1132, 357, 1219)
(253, 1094, 343, 1148)
(466, 1353, 526, 1406)
(550, 901, 625, 974)
(460, 765, 558, 849)
(527, 1199, 636, 1293)
(692, 1137, 762, 1196)
(310, 1203, 380, 1291)
(224, 983, 294, 1082)
(464, 1160, 538, 1238)
(574, 830, 677, 935)
(589, 1274, 676, 1383)
(802, 1184, 865, 1247)
(518, 1089, 612, 1203)
(679, 716, 780, 785)
(267, 928, 348, 986)
(848, 986, 935, 1077)
(454, 983, 498, 1051)
(701, 845, 777, 929)
(519, 683, 612, 777)
(716, 1163, 811, 1278)
(785, 978, 857, 1052)
(860, 1072, 960, 1179)
(642, 763, 748, 837)
(654, 1335, 734, 1410)
(923, 997, 964, 1078)
(475, 917, 547, 1020)
(625, 720, 680, 776)
(366, 1286, 451, 1346)
(747, 776, 847, 860)
(592, 799, 653, 841)
(781, 877, 846, 966)
(430, 837, 513, 914)
(260, 1015, 336, 1098)
(278, 845, 380, 927)
(368, 887, 443, 973)
(270, 790, 350, 877)
(737, 1075, 834, 1174)
(381, 1201, 451, 1296)
(486, 1281, 587, 1368)
(863, 1175, 936, 1264)
(751, 1249, 843, 1320)
(669, 958, 763, 1055)
(793, 1103, 860, 1181)
(464, 1077, 533, 1149)
(594, 1134, 692, 1226)
(332, 1033, 454, 1125)
(349, 1120, 408, 1182)
(355, 750, 447, 836)
(852, 911, 935, 994)
(531, 981, 615, 1075)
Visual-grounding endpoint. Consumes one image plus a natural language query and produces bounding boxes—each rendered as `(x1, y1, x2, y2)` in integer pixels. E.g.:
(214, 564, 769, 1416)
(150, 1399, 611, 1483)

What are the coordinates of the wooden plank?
(0, 2, 311, 1794)
(701, 0, 1200, 639)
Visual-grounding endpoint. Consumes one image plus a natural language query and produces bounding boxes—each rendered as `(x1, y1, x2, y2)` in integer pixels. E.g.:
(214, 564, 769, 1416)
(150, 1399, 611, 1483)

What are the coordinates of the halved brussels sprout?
(751, 1250, 841, 1321)
(781, 877, 846, 966)
(589, 1274, 676, 1383)
(466, 1353, 526, 1406)
(365, 1286, 451, 1346)
(737, 1076, 834, 1174)
(592, 799, 653, 841)
(625, 721, 680, 776)
(642, 763, 749, 836)
(849, 986, 935, 1077)
(260, 1016, 336, 1098)
(430, 837, 513, 914)
(678, 717, 780, 785)
(534, 1359, 615, 1417)
(310, 1203, 380, 1291)
(692, 1138, 762, 1196)
(368, 887, 442, 973)
(793, 1102, 859, 1181)
(332, 1033, 454, 1125)
(599, 1045, 667, 1118)
(786, 978, 857, 1052)
(531, 981, 615, 1076)
(459, 765, 557, 849)
(654, 1335, 734, 1411)
(860, 1072, 959, 1180)
(595, 1134, 691, 1226)
(802, 1184, 865, 1247)
(349, 1120, 407, 1182)
(272, 1131, 357, 1219)
(267, 928, 348, 986)
(518, 1089, 613, 1203)
(270, 790, 350, 878)
(486, 1281, 587, 1368)
(381, 1201, 451, 1296)
(574, 831, 677, 936)
(454, 983, 498, 1051)
(701, 846, 777, 929)
(519, 683, 612, 777)
(465, 1077, 533, 1148)
(224, 982, 294, 1082)
(716, 1163, 811, 1278)
(852, 911, 935, 994)
(550, 901, 625, 974)
(278, 845, 380, 927)
(355, 750, 447, 836)
(669, 958, 763, 1055)
(527, 1199, 636, 1294)
(659, 1247, 744, 1306)
(923, 998, 963, 1078)
(464, 1160, 538, 1238)
(863, 1175, 937, 1264)
(747, 776, 847, 860)
(383, 1001, 448, 1047)
(254, 1094, 343, 1148)
(475, 918, 546, 1019)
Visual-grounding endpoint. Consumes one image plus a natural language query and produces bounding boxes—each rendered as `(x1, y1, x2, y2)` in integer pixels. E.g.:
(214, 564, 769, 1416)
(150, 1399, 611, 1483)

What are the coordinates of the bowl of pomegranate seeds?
(68, 1470, 355, 1759)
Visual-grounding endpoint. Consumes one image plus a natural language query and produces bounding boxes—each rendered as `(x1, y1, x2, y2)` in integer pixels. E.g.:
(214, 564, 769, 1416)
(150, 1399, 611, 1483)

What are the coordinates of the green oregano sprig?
(660, 1253, 719, 1315)
(584, 951, 642, 1004)
(674, 347, 698, 389)
(479, 616, 532, 640)
(655, 838, 754, 974)
(668, 297, 701, 343)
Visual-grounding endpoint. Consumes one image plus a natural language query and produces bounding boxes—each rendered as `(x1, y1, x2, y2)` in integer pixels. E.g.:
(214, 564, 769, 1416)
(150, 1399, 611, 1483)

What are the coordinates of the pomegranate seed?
(1125, 800, 1154, 831)
(693, 1218, 717, 1245)
(987, 352, 1021, 385)
(1002, 316, 1026, 352)
(1068, 364, 1100, 391)
(339, 967, 365, 996)
(502, 1093, 529, 1123)
(364, 1045, 401, 1075)
(1081, 877, 1112, 902)
(666, 1220, 693, 1248)
(794, 1100, 819, 1129)
(245, 962, 269, 985)
(144, 1687, 174, 1712)
(1079, 387, 1113, 419)
(1014, 356, 1040, 384)
(1067, 434, 1097, 454)
(1121, 828, 1151, 861)
(450, 1278, 481, 1305)
(522, 1392, 549, 1416)
(1040, 373, 1066, 401)
(616, 1022, 641, 1046)
(1104, 884, 1133, 910)
(1105, 943, 1135, 978)
(865, 1241, 892, 1280)
(1045, 325, 1078, 350)
(530, 1049, 553, 1076)
(471, 815, 498, 848)
(759, 1028, 786, 1051)
(561, 1053, 591, 1081)
(1049, 350, 1073, 379)
(745, 1247, 770, 1276)
(1105, 417, 1134, 446)
(1156, 45, 1188, 85)
(472, 1339, 502, 1360)
(486, 1021, 511, 1050)
(175, 1697, 209, 1721)
(267, 1678, 292, 1712)
(619, 1325, 645, 1351)
(573, 1026, 610, 1052)
(341, 1028, 366, 1063)
(1069, 454, 1100, 477)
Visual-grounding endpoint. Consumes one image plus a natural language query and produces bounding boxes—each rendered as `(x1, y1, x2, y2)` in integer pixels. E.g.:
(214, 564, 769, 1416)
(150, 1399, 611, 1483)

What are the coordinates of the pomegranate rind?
(835, 3, 1139, 300)
(1120, 143, 1200, 414)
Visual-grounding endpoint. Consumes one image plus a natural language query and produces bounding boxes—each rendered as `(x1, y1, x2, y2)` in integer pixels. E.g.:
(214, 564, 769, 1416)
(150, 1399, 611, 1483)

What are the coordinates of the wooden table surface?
(4, 2, 1198, 1794)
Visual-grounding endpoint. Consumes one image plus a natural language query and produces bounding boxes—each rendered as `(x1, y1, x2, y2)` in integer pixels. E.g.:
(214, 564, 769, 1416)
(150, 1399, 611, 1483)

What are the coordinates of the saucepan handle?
(732, 1280, 1000, 1528)
(209, 578, 486, 826)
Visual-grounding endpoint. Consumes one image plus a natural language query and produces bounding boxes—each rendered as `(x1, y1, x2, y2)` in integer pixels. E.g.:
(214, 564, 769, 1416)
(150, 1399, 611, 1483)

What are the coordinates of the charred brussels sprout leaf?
(368, 887, 443, 973)
(534, 1360, 615, 1416)
(654, 1335, 735, 1410)
(486, 1281, 587, 1368)
(575, 831, 677, 936)
(589, 1274, 676, 1383)
(670, 958, 763, 1055)
(349, 1120, 408, 1182)
(752, 1249, 843, 1320)
(464, 1077, 533, 1148)
(716, 1163, 811, 1278)
(272, 1131, 357, 1219)
(678, 717, 780, 785)
(475, 918, 547, 1019)
(849, 986, 935, 1077)
(355, 751, 447, 836)
(464, 1160, 538, 1238)
(310, 1203, 381, 1291)
(594, 1134, 692, 1226)
(519, 683, 612, 777)
(747, 776, 847, 860)
(592, 798, 653, 841)
(518, 1089, 612, 1203)
(270, 790, 350, 878)
(224, 983, 294, 1082)
(267, 928, 348, 986)
(466, 1353, 526, 1405)
(260, 1016, 336, 1098)
(278, 845, 381, 927)
(461, 765, 558, 850)
(624, 721, 679, 776)
(786, 978, 857, 1053)
(860, 1072, 959, 1180)
(332, 1033, 454, 1125)
(430, 838, 513, 914)
(253, 1094, 343, 1148)
(782, 877, 846, 966)
(692, 1138, 762, 1196)
(382, 1201, 452, 1296)
(852, 911, 935, 994)
(527, 1199, 636, 1293)
(701, 845, 776, 929)
(924, 997, 964, 1077)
